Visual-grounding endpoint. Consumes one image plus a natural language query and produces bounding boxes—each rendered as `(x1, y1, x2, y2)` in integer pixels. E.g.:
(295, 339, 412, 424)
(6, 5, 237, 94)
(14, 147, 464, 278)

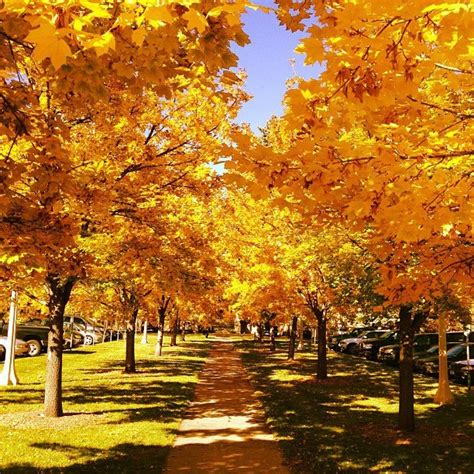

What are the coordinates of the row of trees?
(1, 1, 472, 434)
(225, 0, 473, 432)
(0, 1, 251, 417)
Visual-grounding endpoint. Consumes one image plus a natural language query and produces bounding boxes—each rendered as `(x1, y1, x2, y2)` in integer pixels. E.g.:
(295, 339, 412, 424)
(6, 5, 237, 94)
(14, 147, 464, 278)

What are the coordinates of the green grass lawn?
(239, 339, 474, 473)
(0, 334, 210, 473)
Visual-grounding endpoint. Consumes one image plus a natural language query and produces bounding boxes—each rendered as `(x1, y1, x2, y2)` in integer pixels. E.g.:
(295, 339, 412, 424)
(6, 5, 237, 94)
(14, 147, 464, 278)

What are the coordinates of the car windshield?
(447, 345, 466, 357)
(380, 331, 395, 339)
(364, 331, 385, 339)
(427, 345, 439, 354)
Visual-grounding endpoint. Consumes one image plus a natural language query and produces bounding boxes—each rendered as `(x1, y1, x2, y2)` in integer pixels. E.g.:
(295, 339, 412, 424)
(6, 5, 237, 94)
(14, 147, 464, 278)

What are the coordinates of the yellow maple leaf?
(144, 5, 174, 27)
(295, 36, 325, 65)
(86, 31, 116, 56)
(132, 27, 147, 47)
(184, 9, 208, 33)
(4, 0, 29, 11)
(25, 19, 72, 70)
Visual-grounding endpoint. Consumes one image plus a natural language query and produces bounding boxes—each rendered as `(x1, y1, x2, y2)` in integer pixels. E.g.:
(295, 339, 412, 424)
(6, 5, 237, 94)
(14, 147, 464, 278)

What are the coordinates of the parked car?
(378, 333, 433, 364)
(0, 320, 49, 356)
(449, 359, 474, 384)
(416, 343, 474, 376)
(329, 327, 372, 350)
(359, 331, 399, 361)
(0, 336, 30, 361)
(339, 330, 391, 354)
(381, 332, 463, 365)
(64, 316, 106, 345)
(63, 327, 85, 349)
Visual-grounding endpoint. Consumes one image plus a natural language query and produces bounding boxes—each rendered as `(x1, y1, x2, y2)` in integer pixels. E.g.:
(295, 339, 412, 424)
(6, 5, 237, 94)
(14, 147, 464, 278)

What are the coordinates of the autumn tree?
(227, 1, 473, 431)
(1, 1, 250, 416)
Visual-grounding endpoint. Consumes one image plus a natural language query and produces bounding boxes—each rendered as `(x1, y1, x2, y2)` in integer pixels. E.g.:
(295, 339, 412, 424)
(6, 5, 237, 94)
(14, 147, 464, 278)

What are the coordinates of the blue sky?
(232, 5, 323, 131)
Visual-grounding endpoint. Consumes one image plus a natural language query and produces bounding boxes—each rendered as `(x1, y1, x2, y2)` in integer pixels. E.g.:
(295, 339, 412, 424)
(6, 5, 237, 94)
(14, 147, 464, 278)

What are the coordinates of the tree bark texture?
(434, 313, 453, 404)
(316, 310, 328, 380)
(124, 307, 139, 373)
(44, 275, 75, 418)
(270, 332, 276, 351)
(155, 296, 170, 356)
(170, 315, 179, 347)
(288, 316, 298, 360)
(297, 319, 304, 351)
(398, 305, 429, 431)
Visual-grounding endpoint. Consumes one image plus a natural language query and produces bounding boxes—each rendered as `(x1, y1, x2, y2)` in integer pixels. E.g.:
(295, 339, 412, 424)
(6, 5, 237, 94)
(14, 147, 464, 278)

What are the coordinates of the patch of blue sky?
(232, 3, 323, 132)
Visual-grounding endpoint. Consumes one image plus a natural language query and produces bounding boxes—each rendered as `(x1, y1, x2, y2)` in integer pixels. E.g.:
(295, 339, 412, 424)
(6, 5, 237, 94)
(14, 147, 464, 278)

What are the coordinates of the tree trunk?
(155, 312, 166, 356)
(181, 326, 186, 341)
(44, 275, 75, 418)
(170, 316, 179, 347)
(270, 331, 276, 351)
(434, 313, 454, 404)
(316, 311, 328, 380)
(288, 316, 298, 360)
(297, 320, 304, 351)
(398, 306, 429, 431)
(124, 307, 139, 373)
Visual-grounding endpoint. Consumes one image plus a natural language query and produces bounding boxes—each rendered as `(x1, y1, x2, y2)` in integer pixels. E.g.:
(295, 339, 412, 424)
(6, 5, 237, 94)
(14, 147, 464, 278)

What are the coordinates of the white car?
(0, 336, 30, 360)
(338, 330, 390, 354)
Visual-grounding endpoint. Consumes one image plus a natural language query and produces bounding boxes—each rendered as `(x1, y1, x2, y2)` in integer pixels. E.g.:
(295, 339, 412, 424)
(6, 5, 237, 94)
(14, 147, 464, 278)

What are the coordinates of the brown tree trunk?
(270, 332, 276, 351)
(124, 307, 139, 373)
(288, 316, 298, 360)
(398, 305, 429, 431)
(44, 275, 75, 418)
(155, 296, 170, 356)
(170, 315, 179, 347)
(181, 326, 186, 341)
(297, 320, 304, 351)
(316, 310, 328, 380)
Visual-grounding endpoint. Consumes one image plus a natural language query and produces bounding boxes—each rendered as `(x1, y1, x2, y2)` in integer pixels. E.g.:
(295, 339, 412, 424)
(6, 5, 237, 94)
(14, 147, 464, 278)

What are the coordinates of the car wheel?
(347, 343, 358, 355)
(84, 335, 94, 345)
(26, 339, 42, 357)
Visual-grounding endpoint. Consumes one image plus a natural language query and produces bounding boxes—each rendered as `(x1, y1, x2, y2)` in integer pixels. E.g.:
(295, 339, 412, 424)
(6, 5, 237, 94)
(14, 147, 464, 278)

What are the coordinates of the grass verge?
(0, 334, 210, 473)
(239, 339, 474, 473)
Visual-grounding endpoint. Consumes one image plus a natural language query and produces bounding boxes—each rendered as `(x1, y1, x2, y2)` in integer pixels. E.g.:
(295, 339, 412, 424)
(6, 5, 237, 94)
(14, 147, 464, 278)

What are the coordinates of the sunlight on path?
(164, 340, 289, 473)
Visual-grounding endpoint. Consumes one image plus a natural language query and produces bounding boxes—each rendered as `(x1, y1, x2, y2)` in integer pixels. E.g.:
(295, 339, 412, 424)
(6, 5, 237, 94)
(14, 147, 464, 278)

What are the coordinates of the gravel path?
(164, 340, 290, 473)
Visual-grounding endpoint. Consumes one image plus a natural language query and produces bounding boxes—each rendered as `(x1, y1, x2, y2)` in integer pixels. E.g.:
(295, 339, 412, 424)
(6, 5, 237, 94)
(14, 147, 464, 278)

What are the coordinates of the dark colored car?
(359, 331, 399, 361)
(449, 359, 474, 384)
(381, 332, 465, 365)
(378, 333, 436, 364)
(416, 343, 473, 376)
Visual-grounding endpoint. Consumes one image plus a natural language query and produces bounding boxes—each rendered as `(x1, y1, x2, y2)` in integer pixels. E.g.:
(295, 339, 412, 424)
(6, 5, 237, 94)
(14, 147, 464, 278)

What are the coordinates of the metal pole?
(0, 290, 19, 386)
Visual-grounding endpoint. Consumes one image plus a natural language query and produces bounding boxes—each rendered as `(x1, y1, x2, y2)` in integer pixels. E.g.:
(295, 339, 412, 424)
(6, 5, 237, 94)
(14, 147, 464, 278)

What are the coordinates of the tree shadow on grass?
(1, 442, 170, 473)
(238, 340, 474, 473)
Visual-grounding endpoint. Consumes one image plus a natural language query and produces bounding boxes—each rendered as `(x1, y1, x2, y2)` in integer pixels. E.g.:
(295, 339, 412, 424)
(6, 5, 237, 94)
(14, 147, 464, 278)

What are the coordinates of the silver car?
(0, 336, 30, 360)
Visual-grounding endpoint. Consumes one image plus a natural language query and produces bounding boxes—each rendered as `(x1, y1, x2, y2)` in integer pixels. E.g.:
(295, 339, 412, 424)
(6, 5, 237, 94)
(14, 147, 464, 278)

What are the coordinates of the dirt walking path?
(164, 339, 290, 473)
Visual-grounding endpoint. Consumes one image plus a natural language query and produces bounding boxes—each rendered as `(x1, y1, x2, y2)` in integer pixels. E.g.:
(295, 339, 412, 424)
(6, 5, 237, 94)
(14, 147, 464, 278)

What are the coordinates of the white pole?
(141, 319, 148, 344)
(0, 290, 19, 386)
